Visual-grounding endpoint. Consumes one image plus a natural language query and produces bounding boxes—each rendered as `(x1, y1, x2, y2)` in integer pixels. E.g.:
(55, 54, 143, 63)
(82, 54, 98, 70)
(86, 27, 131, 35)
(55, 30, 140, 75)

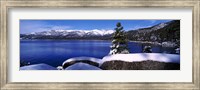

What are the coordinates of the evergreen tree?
(109, 22, 129, 55)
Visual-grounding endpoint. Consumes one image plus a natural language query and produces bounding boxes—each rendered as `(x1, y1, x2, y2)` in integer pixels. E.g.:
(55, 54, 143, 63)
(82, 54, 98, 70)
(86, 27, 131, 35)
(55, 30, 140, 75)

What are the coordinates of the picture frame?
(0, 0, 199, 90)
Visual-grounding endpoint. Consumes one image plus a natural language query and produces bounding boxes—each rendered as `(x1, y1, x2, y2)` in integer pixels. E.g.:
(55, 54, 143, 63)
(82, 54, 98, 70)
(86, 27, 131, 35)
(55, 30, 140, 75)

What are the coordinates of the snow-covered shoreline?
(20, 63, 57, 70)
(62, 53, 180, 67)
(62, 57, 101, 66)
(20, 53, 180, 70)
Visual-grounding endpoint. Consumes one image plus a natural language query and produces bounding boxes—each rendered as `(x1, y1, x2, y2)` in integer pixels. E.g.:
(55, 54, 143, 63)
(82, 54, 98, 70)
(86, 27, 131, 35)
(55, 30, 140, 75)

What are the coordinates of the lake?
(20, 40, 176, 67)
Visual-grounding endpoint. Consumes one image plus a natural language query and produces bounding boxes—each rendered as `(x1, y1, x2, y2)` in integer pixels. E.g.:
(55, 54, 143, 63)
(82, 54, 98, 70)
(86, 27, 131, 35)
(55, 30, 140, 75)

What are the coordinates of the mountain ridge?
(20, 20, 180, 46)
(28, 29, 114, 36)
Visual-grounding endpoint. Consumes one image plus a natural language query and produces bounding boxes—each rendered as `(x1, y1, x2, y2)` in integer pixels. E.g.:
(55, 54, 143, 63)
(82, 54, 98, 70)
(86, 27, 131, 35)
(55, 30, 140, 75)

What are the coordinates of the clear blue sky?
(20, 20, 172, 34)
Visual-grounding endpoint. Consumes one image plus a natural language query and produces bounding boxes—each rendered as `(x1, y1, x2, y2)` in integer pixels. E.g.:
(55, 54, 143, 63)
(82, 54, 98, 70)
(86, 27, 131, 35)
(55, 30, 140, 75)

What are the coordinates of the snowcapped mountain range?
(21, 20, 177, 40)
(29, 29, 115, 37)
(25, 21, 169, 37)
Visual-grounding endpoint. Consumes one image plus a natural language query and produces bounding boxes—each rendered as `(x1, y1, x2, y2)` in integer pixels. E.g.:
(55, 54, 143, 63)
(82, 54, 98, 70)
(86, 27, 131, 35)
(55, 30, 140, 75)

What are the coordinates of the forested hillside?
(126, 20, 180, 46)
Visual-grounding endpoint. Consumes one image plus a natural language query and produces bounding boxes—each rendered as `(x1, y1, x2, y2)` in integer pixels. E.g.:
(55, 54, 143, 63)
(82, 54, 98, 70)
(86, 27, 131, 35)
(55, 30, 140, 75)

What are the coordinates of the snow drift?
(20, 63, 57, 70)
(101, 53, 180, 65)
(62, 57, 101, 66)
(65, 62, 101, 70)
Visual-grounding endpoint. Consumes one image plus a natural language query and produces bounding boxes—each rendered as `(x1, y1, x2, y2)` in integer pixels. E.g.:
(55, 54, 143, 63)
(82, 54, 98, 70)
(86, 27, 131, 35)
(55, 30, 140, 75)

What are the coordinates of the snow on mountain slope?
(150, 23, 168, 31)
(132, 22, 169, 32)
(29, 29, 115, 36)
(24, 21, 173, 37)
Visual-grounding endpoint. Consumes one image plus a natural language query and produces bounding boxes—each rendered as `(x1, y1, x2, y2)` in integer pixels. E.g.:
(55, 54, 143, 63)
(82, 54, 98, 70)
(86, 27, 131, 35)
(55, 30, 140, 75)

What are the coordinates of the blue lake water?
(20, 40, 176, 67)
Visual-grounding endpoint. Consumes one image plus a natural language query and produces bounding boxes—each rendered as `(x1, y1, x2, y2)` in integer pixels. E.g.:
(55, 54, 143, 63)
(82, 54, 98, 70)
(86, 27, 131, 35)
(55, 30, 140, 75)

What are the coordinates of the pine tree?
(109, 22, 129, 55)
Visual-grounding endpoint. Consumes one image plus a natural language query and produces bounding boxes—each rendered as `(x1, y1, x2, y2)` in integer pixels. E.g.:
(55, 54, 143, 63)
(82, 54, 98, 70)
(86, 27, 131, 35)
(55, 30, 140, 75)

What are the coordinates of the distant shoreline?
(20, 39, 177, 47)
(20, 39, 112, 41)
(130, 41, 178, 47)
(130, 41, 161, 45)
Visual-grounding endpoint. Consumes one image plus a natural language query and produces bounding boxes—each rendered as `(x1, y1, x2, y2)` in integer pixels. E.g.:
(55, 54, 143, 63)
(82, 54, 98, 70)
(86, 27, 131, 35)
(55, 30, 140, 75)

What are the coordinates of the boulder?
(65, 62, 101, 70)
(20, 63, 57, 70)
(62, 57, 101, 69)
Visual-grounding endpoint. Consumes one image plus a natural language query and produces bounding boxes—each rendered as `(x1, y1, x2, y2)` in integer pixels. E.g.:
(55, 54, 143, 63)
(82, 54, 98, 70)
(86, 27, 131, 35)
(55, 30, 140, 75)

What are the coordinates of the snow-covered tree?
(109, 22, 129, 55)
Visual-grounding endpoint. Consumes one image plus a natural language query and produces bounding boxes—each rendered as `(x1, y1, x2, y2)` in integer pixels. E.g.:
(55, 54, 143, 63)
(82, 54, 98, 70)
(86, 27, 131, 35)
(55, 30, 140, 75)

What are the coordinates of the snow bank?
(65, 62, 101, 70)
(20, 63, 57, 70)
(62, 57, 101, 66)
(101, 53, 180, 65)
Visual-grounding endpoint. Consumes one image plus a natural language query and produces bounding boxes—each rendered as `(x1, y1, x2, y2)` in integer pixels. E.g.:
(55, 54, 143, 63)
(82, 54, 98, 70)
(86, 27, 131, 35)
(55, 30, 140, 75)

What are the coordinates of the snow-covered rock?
(120, 49, 130, 54)
(101, 53, 180, 65)
(62, 57, 101, 69)
(143, 46, 152, 53)
(20, 63, 57, 70)
(65, 63, 101, 70)
(175, 48, 180, 54)
(62, 57, 101, 66)
(57, 66, 64, 70)
(161, 42, 177, 47)
(109, 49, 117, 55)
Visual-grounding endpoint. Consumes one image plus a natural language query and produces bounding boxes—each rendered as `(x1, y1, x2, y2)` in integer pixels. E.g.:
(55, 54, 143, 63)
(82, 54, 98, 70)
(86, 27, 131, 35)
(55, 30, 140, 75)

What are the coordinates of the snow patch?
(65, 62, 101, 70)
(62, 57, 101, 66)
(20, 63, 57, 70)
(101, 53, 180, 65)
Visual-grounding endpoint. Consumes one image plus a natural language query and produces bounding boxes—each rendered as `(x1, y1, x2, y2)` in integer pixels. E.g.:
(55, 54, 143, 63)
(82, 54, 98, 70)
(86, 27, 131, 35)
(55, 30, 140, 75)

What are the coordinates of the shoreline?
(20, 39, 112, 41)
(129, 41, 161, 45)
(130, 41, 177, 47)
(21, 53, 180, 70)
(21, 39, 177, 47)
(21, 60, 180, 70)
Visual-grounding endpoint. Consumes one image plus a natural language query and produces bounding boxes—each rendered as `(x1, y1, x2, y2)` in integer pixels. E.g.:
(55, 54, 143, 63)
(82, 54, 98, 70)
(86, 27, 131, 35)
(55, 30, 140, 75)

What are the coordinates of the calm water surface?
(20, 40, 176, 67)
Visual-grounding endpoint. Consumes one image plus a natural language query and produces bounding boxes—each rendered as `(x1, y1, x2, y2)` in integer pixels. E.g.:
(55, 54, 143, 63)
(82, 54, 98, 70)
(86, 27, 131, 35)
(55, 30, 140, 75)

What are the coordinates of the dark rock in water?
(143, 46, 152, 53)
(20, 60, 31, 67)
(62, 60, 99, 69)
(100, 60, 180, 70)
